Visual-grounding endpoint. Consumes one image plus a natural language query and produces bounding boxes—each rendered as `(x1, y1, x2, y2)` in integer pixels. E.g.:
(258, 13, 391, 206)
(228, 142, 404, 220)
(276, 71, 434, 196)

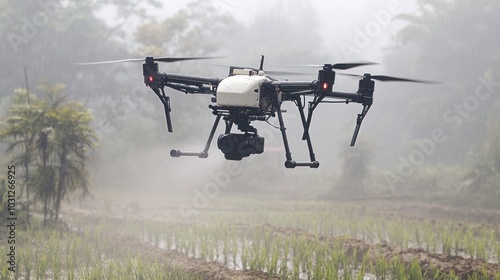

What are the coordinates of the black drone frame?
(142, 56, 381, 169)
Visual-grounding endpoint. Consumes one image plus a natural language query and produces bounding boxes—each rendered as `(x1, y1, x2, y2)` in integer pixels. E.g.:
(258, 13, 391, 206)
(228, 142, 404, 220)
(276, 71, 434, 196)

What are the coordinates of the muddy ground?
(66, 197, 500, 279)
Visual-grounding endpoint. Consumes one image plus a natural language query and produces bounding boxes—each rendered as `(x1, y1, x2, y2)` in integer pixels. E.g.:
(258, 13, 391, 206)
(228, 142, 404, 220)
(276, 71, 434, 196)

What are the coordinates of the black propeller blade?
(75, 56, 224, 66)
(370, 75, 438, 83)
(339, 73, 439, 84)
(286, 61, 378, 70)
(212, 64, 306, 76)
(330, 62, 378, 70)
(265, 70, 307, 76)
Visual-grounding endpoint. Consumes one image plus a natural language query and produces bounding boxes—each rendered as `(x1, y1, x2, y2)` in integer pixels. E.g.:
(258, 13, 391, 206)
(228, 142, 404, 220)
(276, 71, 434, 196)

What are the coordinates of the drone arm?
(269, 81, 318, 97)
(165, 82, 215, 94)
(268, 81, 363, 101)
(146, 73, 220, 132)
(283, 88, 363, 103)
(165, 73, 220, 85)
(160, 73, 220, 94)
(324, 91, 362, 103)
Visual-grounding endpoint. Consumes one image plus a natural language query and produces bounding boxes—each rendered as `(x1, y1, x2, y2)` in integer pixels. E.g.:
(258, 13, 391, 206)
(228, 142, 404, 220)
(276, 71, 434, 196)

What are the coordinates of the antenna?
(259, 55, 265, 71)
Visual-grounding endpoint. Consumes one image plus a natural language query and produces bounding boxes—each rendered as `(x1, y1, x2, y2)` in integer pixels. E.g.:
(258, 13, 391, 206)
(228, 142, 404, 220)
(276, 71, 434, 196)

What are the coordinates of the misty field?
(1, 0, 500, 279)
(2, 196, 500, 280)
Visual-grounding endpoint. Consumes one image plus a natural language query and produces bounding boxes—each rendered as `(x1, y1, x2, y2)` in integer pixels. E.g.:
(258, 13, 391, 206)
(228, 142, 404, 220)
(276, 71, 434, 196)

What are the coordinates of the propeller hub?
(323, 64, 334, 71)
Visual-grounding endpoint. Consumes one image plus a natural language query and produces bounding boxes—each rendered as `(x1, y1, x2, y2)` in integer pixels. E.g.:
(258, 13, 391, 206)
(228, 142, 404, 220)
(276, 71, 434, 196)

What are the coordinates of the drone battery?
(216, 75, 267, 108)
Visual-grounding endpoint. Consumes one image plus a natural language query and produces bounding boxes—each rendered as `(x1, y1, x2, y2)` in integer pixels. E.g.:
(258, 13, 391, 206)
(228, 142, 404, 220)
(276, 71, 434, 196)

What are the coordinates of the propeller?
(212, 64, 306, 76)
(75, 56, 224, 65)
(262, 70, 307, 76)
(339, 73, 439, 84)
(286, 61, 378, 70)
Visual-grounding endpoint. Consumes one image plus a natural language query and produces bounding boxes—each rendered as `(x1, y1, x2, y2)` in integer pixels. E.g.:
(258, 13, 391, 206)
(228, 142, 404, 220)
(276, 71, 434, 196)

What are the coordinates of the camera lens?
(217, 134, 237, 154)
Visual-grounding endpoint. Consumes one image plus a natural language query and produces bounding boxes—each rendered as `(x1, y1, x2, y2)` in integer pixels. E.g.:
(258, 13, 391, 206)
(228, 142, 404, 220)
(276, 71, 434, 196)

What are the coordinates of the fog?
(1, 0, 499, 211)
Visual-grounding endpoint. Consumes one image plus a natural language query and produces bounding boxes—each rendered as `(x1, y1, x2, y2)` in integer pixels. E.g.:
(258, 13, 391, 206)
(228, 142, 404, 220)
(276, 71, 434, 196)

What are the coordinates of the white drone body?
(216, 70, 270, 109)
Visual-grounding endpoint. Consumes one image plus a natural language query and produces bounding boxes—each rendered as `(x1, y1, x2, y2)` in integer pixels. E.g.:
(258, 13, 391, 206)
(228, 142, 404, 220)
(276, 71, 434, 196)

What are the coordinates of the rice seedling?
(278, 238, 290, 278)
(340, 253, 354, 280)
(50, 253, 62, 280)
(356, 250, 369, 280)
(0, 265, 9, 280)
(478, 265, 490, 280)
(463, 227, 476, 259)
(21, 246, 33, 280)
(390, 257, 406, 280)
(413, 223, 422, 248)
(35, 252, 48, 280)
(291, 244, 301, 279)
(313, 255, 324, 279)
(371, 254, 389, 280)
(250, 241, 267, 271)
(266, 238, 280, 276)
(231, 238, 239, 269)
(452, 229, 462, 256)
(409, 258, 423, 280)
(445, 269, 459, 280)
(325, 252, 340, 280)
(466, 266, 491, 280)
(495, 241, 500, 263)
(241, 241, 250, 270)
(441, 227, 453, 256)
(475, 239, 487, 261)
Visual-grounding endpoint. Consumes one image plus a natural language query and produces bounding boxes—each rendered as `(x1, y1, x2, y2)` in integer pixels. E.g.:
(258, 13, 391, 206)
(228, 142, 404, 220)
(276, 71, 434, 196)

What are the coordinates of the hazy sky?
(99, 0, 418, 62)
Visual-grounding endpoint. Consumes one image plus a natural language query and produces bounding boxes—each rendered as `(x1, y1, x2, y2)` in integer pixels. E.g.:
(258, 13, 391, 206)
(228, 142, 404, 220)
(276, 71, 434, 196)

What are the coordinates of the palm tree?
(0, 89, 43, 224)
(33, 85, 96, 223)
(47, 102, 96, 222)
(1, 84, 97, 225)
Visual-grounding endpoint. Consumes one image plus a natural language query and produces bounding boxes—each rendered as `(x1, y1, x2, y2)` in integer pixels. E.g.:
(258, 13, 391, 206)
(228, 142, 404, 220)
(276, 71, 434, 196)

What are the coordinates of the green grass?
(0, 221, 206, 280)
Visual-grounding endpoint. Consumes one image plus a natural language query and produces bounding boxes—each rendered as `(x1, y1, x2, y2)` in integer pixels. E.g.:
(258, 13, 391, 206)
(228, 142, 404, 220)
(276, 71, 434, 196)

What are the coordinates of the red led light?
(148, 75, 154, 83)
(322, 82, 328, 90)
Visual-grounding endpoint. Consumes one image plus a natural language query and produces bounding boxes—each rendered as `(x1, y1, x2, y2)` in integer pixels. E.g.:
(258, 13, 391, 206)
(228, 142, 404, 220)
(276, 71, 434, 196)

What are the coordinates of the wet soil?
(256, 223, 500, 279)
(64, 196, 500, 279)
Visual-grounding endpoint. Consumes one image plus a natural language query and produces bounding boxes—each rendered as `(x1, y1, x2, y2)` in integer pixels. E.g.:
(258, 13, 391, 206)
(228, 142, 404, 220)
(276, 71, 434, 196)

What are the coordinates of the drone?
(78, 55, 432, 168)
